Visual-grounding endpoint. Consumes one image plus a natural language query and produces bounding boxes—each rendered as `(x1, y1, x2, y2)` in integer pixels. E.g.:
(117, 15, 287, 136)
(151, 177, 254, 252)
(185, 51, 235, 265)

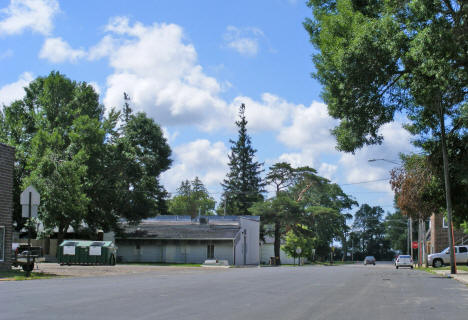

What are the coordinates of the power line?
(339, 178, 390, 186)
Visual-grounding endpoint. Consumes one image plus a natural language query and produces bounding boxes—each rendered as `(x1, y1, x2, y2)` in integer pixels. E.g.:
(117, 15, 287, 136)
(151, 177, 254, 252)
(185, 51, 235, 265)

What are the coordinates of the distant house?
(108, 216, 260, 265)
(428, 213, 468, 254)
(0, 143, 14, 271)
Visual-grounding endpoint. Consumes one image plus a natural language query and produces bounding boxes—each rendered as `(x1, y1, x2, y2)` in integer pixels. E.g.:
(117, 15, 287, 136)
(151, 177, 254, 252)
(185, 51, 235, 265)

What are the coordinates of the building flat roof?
(119, 222, 241, 240)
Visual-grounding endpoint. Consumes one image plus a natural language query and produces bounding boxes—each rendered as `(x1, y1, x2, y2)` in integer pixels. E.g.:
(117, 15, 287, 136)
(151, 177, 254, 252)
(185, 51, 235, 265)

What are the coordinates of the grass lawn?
(0, 269, 60, 281)
(414, 265, 468, 274)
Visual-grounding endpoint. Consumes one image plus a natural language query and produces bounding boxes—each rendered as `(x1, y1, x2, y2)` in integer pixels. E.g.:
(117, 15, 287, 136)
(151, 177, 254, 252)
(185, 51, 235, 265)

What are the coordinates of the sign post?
(20, 186, 40, 277)
(296, 247, 302, 266)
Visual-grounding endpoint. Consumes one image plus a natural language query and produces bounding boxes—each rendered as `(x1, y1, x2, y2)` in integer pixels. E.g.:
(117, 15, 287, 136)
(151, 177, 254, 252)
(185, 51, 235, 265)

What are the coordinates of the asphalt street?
(2, 262, 467, 320)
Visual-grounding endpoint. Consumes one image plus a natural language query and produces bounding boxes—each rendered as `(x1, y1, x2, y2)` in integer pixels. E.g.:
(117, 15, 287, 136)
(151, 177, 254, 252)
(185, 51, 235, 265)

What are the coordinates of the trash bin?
(57, 240, 117, 265)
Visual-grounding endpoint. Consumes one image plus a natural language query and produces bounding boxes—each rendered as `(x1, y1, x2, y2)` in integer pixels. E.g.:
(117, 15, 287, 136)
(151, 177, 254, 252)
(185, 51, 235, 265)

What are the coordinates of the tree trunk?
(341, 233, 347, 262)
(274, 221, 281, 265)
(438, 104, 456, 274)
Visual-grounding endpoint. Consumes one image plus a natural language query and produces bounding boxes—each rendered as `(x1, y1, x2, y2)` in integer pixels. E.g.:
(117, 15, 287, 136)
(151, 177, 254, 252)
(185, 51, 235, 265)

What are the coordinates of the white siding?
(117, 240, 234, 264)
(214, 242, 234, 265)
(260, 243, 307, 265)
(117, 240, 163, 262)
(240, 217, 260, 265)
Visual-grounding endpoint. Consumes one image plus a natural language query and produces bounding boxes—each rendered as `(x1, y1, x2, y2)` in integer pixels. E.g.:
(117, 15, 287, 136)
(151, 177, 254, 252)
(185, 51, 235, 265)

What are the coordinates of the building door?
(207, 244, 214, 259)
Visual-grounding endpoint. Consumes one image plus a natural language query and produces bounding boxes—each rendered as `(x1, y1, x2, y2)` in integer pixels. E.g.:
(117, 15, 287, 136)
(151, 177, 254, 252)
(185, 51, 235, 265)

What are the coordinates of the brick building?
(0, 143, 14, 270)
(429, 213, 467, 254)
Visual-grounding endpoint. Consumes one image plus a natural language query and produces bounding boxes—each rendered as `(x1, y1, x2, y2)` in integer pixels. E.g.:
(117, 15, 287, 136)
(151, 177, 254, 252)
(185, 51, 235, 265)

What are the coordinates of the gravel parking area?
(31, 263, 225, 278)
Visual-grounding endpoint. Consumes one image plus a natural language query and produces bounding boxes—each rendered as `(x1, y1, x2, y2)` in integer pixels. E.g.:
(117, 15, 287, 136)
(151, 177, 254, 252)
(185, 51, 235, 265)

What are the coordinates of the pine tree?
(122, 92, 132, 123)
(222, 104, 265, 215)
(169, 177, 215, 217)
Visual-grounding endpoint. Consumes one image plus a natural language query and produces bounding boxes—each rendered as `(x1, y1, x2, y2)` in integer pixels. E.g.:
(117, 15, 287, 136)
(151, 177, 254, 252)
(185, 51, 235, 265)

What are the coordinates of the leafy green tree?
(384, 210, 409, 255)
(264, 162, 296, 264)
(252, 163, 356, 263)
(106, 111, 172, 224)
(0, 72, 172, 238)
(283, 228, 315, 262)
(352, 204, 392, 260)
(249, 194, 303, 264)
(168, 177, 216, 217)
(0, 72, 105, 237)
(290, 166, 356, 259)
(222, 103, 265, 215)
(305, 0, 467, 271)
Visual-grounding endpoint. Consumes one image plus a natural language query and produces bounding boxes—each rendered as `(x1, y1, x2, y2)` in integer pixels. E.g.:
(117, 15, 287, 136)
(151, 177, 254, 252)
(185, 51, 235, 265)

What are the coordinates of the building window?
(0, 226, 4, 262)
(207, 244, 214, 259)
(442, 217, 448, 228)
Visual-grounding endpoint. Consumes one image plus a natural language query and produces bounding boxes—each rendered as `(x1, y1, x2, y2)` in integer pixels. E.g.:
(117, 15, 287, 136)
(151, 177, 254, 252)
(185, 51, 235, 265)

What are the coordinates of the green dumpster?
(57, 240, 117, 265)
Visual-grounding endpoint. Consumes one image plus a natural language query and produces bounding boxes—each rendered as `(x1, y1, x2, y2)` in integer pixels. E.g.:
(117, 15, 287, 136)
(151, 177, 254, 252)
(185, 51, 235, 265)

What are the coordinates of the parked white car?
(395, 255, 413, 269)
(428, 245, 468, 268)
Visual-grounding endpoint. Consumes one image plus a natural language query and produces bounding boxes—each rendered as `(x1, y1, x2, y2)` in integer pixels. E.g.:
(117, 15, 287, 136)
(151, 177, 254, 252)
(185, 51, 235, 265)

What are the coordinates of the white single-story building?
(107, 216, 260, 265)
(260, 236, 306, 265)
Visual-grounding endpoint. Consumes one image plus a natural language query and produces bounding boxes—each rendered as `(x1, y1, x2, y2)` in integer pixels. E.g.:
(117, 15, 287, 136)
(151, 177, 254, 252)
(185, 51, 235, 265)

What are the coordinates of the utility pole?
(407, 219, 410, 255)
(410, 218, 413, 263)
(438, 100, 456, 274)
(418, 219, 422, 267)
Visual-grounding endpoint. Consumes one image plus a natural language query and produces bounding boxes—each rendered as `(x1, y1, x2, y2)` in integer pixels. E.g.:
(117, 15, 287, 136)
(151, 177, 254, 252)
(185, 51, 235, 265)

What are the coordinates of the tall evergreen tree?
(222, 104, 265, 215)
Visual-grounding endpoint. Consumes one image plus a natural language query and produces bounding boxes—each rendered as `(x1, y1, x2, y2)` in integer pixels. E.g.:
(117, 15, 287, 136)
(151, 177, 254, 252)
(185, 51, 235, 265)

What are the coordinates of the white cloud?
(0, 72, 33, 106)
(88, 82, 101, 95)
(97, 18, 230, 130)
(39, 37, 86, 63)
(277, 151, 317, 169)
(33, 18, 300, 133)
(161, 127, 179, 144)
(338, 121, 414, 192)
(87, 35, 118, 61)
(278, 101, 339, 154)
(161, 139, 229, 193)
(0, 0, 59, 36)
(318, 163, 337, 180)
(223, 26, 265, 57)
(229, 93, 295, 132)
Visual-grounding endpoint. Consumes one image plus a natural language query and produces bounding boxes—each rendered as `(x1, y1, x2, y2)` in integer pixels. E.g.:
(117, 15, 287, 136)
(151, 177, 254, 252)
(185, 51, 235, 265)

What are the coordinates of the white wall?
(236, 217, 260, 265)
(260, 243, 300, 265)
(116, 240, 234, 264)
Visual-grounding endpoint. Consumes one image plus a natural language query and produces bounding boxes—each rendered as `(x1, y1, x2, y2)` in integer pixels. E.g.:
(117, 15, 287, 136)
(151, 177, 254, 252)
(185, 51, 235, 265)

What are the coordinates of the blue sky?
(0, 0, 415, 216)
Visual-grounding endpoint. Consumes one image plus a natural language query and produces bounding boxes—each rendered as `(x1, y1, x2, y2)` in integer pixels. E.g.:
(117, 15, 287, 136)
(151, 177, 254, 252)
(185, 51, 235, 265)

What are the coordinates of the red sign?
(412, 241, 418, 249)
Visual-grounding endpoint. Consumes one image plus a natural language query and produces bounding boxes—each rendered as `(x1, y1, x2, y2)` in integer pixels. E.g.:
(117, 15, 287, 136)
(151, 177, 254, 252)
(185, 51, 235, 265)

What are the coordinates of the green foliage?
(0, 72, 172, 236)
(168, 177, 216, 217)
(252, 162, 356, 262)
(111, 111, 172, 223)
(351, 204, 393, 259)
(305, 0, 467, 152)
(305, 0, 468, 228)
(282, 228, 316, 260)
(384, 210, 409, 254)
(222, 104, 265, 215)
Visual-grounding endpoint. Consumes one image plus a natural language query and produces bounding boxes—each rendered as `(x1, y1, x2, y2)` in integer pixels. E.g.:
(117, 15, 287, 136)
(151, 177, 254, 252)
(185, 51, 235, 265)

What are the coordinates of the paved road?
(2, 262, 468, 320)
